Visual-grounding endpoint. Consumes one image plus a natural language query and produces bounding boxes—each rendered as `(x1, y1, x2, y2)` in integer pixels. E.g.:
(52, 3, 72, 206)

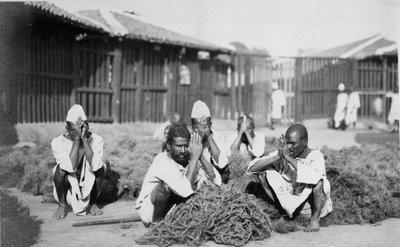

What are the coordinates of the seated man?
(229, 115, 265, 159)
(190, 100, 229, 183)
(52, 104, 105, 219)
(247, 123, 332, 232)
(135, 123, 221, 226)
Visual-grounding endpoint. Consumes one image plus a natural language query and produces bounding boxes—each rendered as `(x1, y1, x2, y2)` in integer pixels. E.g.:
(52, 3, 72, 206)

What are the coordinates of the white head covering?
(338, 83, 345, 91)
(191, 100, 211, 118)
(272, 82, 279, 90)
(66, 104, 87, 122)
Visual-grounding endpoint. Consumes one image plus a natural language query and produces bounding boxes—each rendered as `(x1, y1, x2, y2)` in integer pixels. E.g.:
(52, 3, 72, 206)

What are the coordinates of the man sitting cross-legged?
(52, 104, 106, 219)
(247, 123, 332, 232)
(135, 123, 221, 226)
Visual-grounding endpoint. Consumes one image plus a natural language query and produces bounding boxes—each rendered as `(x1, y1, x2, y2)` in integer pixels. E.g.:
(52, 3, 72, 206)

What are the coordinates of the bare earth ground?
(4, 118, 400, 247)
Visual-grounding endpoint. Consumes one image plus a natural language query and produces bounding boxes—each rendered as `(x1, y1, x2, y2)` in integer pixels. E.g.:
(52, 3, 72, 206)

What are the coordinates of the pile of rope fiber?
(136, 185, 272, 246)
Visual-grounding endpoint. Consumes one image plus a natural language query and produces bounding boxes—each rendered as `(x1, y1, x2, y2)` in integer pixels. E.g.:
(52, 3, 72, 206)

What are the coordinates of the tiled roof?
(311, 35, 396, 59)
(24, 1, 109, 33)
(79, 9, 231, 52)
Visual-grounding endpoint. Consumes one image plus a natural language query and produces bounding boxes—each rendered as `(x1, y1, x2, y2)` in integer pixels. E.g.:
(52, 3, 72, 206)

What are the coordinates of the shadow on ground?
(0, 188, 43, 247)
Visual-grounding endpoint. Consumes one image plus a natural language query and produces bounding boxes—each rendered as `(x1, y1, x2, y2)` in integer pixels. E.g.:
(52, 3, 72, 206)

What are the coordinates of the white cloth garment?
(191, 100, 211, 118)
(247, 150, 332, 218)
(135, 152, 221, 224)
(226, 131, 265, 158)
(334, 92, 348, 128)
(271, 89, 286, 119)
(66, 104, 87, 122)
(51, 133, 104, 215)
(345, 92, 361, 125)
(152, 120, 172, 141)
(387, 92, 400, 124)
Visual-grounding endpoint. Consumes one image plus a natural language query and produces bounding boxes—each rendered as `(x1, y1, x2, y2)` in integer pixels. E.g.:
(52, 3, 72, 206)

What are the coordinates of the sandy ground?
(7, 188, 400, 247)
(4, 118, 400, 247)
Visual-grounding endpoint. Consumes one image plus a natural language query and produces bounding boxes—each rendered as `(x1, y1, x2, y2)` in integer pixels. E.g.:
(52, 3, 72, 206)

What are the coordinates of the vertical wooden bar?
(111, 44, 122, 123)
(135, 47, 144, 121)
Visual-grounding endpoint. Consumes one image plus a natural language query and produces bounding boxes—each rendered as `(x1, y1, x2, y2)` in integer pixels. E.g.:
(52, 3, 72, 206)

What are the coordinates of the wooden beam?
(111, 45, 122, 123)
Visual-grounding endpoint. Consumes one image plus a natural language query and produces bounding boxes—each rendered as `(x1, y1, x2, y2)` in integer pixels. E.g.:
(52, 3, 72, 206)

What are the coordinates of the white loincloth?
(52, 163, 95, 216)
(266, 169, 332, 218)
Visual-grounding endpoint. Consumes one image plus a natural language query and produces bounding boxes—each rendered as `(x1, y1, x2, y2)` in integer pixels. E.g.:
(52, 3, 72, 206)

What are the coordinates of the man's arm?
(80, 122, 94, 166)
(199, 154, 216, 179)
(247, 154, 281, 173)
(207, 135, 221, 163)
(69, 131, 81, 171)
(186, 133, 203, 188)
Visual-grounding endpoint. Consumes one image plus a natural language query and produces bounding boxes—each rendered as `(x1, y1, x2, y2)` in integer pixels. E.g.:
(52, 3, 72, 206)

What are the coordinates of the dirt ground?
(7, 188, 400, 247)
(4, 118, 400, 247)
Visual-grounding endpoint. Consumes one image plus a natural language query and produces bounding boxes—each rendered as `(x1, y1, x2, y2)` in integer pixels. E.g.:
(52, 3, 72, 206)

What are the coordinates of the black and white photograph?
(0, 0, 399, 246)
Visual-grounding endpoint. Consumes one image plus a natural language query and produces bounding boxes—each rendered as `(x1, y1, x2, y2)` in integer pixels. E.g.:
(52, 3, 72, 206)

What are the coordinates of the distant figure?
(333, 83, 348, 130)
(51, 104, 106, 219)
(386, 91, 400, 132)
(228, 115, 265, 159)
(270, 82, 286, 130)
(345, 90, 361, 130)
(247, 123, 332, 232)
(152, 113, 182, 141)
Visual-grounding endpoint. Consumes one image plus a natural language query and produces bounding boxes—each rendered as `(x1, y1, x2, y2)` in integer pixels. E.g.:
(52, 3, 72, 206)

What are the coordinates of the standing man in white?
(333, 83, 348, 129)
(270, 82, 286, 130)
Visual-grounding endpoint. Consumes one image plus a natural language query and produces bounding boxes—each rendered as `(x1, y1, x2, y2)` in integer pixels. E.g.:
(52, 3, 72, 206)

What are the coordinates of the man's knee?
(150, 182, 172, 205)
(53, 166, 68, 185)
(312, 180, 324, 194)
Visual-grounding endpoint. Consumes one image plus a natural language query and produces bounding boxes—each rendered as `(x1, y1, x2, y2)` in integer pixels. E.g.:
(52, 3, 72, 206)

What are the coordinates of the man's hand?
(240, 116, 248, 133)
(190, 132, 203, 159)
(80, 121, 89, 140)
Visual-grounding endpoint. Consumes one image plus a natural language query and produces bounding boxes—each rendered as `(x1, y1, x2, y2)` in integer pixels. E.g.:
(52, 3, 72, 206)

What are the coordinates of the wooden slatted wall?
(16, 26, 74, 123)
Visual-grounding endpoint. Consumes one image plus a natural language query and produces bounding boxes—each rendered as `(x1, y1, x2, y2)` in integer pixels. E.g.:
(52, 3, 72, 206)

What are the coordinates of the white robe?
(271, 89, 286, 119)
(51, 134, 104, 215)
(345, 92, 361, 125)
(334, 92, 348, 128)
(387, 92, 400, 124)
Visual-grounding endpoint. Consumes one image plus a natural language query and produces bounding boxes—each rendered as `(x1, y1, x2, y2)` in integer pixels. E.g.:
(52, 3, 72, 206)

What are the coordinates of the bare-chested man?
(247, 123, 332, 232)
(52, 104, 105, 218)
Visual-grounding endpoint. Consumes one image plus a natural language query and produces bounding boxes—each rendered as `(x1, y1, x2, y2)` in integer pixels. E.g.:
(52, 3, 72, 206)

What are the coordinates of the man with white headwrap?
(190, 100, 230, 183)
(51, 104, 106, 219)
(333, 83, 348, 129)
(270, 82, 286, 130)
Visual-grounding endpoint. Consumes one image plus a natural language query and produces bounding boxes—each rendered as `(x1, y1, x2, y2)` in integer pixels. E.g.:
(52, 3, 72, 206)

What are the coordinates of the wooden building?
(274, 35, 398, 122)
(0, 1, 232, 126)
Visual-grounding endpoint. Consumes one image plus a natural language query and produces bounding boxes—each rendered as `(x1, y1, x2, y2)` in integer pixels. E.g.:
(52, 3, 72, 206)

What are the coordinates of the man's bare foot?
(89, 204, 103, 216)
(53, 205, 67, 219)
(304, 220, 320, 232)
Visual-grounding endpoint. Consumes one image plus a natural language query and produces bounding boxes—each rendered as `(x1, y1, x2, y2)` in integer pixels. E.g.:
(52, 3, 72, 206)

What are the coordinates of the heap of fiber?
(136, 185, 272, 246)
(322, 144, 400, 225)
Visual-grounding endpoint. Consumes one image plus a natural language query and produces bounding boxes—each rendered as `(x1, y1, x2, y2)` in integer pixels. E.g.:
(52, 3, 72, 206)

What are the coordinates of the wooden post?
(294, 57, 302, 122)
(112, 44, 122, 123)
(382, 56, 387, 122)
(135, 48, 144, 121)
